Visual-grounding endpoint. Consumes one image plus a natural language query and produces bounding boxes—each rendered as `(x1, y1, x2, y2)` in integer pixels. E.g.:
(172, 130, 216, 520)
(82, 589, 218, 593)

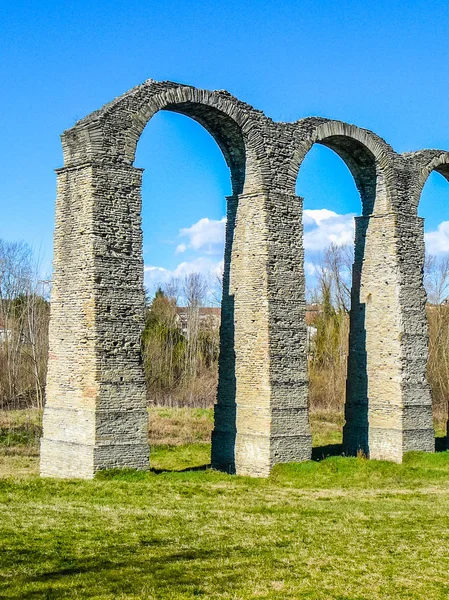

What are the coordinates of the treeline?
(0, 238, 448, 419)
(307, 244, 351, 412)
(307, 245, 449, 420)
(425, 255, 449, 419)
(0, 241, 49, 409)
(142, 274, 220, 407)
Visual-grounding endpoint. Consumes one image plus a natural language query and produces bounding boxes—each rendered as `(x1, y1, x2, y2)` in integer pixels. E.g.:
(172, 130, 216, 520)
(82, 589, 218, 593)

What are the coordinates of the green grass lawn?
(1, 409, 449, 599)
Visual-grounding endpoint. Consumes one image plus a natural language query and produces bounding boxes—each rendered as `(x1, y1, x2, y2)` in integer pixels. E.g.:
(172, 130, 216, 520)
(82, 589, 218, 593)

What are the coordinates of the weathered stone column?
(343, 215, 369, 455)
(40, 162, 149, 478)
(211, 195, 238, 472)
(395, 212, 434, 454)
(212, 190, 311, 477)
(343, 212, 434, 461)
(266, 192, 311, 468)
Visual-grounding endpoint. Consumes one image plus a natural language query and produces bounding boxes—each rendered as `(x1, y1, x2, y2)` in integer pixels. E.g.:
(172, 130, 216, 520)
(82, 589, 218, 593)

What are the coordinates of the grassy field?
(1, 408, 449, 599)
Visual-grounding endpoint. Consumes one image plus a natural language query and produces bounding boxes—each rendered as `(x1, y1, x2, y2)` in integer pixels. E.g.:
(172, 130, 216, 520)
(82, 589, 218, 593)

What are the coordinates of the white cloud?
(144, 258, 223, 294)
(146, 209, 358, 301)
(145, 215, 227, 304)
(303, 208, 340, 227)
(176, 217, 226, 255)
(304, 261, 319, 276)
(303, 209, 355, 251)
(425, 221, 449, 255)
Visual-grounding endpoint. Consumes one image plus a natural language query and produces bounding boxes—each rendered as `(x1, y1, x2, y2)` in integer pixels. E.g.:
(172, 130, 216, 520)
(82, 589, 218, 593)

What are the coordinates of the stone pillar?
(266, 192, 311, 468)
(212, 191, 311, 477)
(343, 212, 434, 461)
(40, 162, 149, 479)
(344, 216, 369, 455)
(396, 213, 434, 454)
(211, 195, 238, 473)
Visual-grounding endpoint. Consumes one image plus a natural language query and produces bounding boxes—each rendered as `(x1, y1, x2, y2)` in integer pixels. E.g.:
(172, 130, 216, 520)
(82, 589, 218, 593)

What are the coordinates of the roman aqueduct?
(40, 79, 449, 479)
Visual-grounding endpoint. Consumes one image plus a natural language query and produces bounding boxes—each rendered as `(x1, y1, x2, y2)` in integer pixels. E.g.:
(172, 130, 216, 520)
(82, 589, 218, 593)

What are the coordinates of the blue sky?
(1, 0, 449, 299)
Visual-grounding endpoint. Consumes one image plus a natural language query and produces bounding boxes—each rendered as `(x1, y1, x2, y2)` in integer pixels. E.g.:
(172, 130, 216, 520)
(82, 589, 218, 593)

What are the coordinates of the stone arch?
(41, 80, 274, 479)
(291, 118, 397, 214)
(401, 149, 449, 452)
(290, 119, 430, 461)
(407, 150, 449, 208)
(61, 80, 268, 195)
(40, 78, 443, 479)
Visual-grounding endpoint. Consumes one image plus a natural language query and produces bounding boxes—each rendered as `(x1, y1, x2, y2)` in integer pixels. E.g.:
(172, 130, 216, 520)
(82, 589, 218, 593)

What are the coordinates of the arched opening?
(296, 139, 374, 457)
(296, 144, 359, 454)
(293, 124, 407, 460)
(136, 111, 230, 300)
(418, 167, 449, 449)
(41, 84, 257, 479)
(133, 105, 246, 470)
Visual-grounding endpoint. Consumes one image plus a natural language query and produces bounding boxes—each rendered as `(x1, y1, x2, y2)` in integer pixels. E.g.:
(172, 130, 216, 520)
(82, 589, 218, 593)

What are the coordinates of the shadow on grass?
(313, 438, 448, 460)
(7, 548, 241, 600)
(312, 444, 343, 461)
(150, 464, 211, 474)
(436, 436, 447, 452)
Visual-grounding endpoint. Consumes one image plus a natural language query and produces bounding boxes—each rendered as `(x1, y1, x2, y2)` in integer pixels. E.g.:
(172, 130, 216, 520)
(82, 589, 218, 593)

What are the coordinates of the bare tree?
(315, 243, 353, 313)
(183, 273, 207, 387)
(0, 240, 50, 409)
(424, 253, 449, 421)
(211, 267, 223, 308)
(307, 243, 353, 411)
(164, 277, 181, 305)
(424, 253, 449, 304)
(142, 273, 219, 408)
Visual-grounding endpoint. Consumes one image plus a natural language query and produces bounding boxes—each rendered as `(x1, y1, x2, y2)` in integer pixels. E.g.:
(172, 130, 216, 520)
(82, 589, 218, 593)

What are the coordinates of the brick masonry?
(40, 79, 449, 479)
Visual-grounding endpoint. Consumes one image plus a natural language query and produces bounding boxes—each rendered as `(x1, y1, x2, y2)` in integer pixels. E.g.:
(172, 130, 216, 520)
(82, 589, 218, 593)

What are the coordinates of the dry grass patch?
(0, 409, 40, 478)
(148, 407, 213, 445)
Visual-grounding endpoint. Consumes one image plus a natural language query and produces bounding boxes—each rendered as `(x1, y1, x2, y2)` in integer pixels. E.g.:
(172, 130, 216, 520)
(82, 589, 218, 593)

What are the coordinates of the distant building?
(305, 304, 322, 354)
(305, 303, 322, 325)
(0, 315, 11, 343)
(174, 305, 320, 351)
(175, 306, 221, 336)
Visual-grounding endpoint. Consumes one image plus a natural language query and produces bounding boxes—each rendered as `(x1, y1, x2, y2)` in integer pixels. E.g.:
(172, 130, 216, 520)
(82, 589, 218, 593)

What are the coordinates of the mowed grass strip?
(0, 408, 449, 599)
